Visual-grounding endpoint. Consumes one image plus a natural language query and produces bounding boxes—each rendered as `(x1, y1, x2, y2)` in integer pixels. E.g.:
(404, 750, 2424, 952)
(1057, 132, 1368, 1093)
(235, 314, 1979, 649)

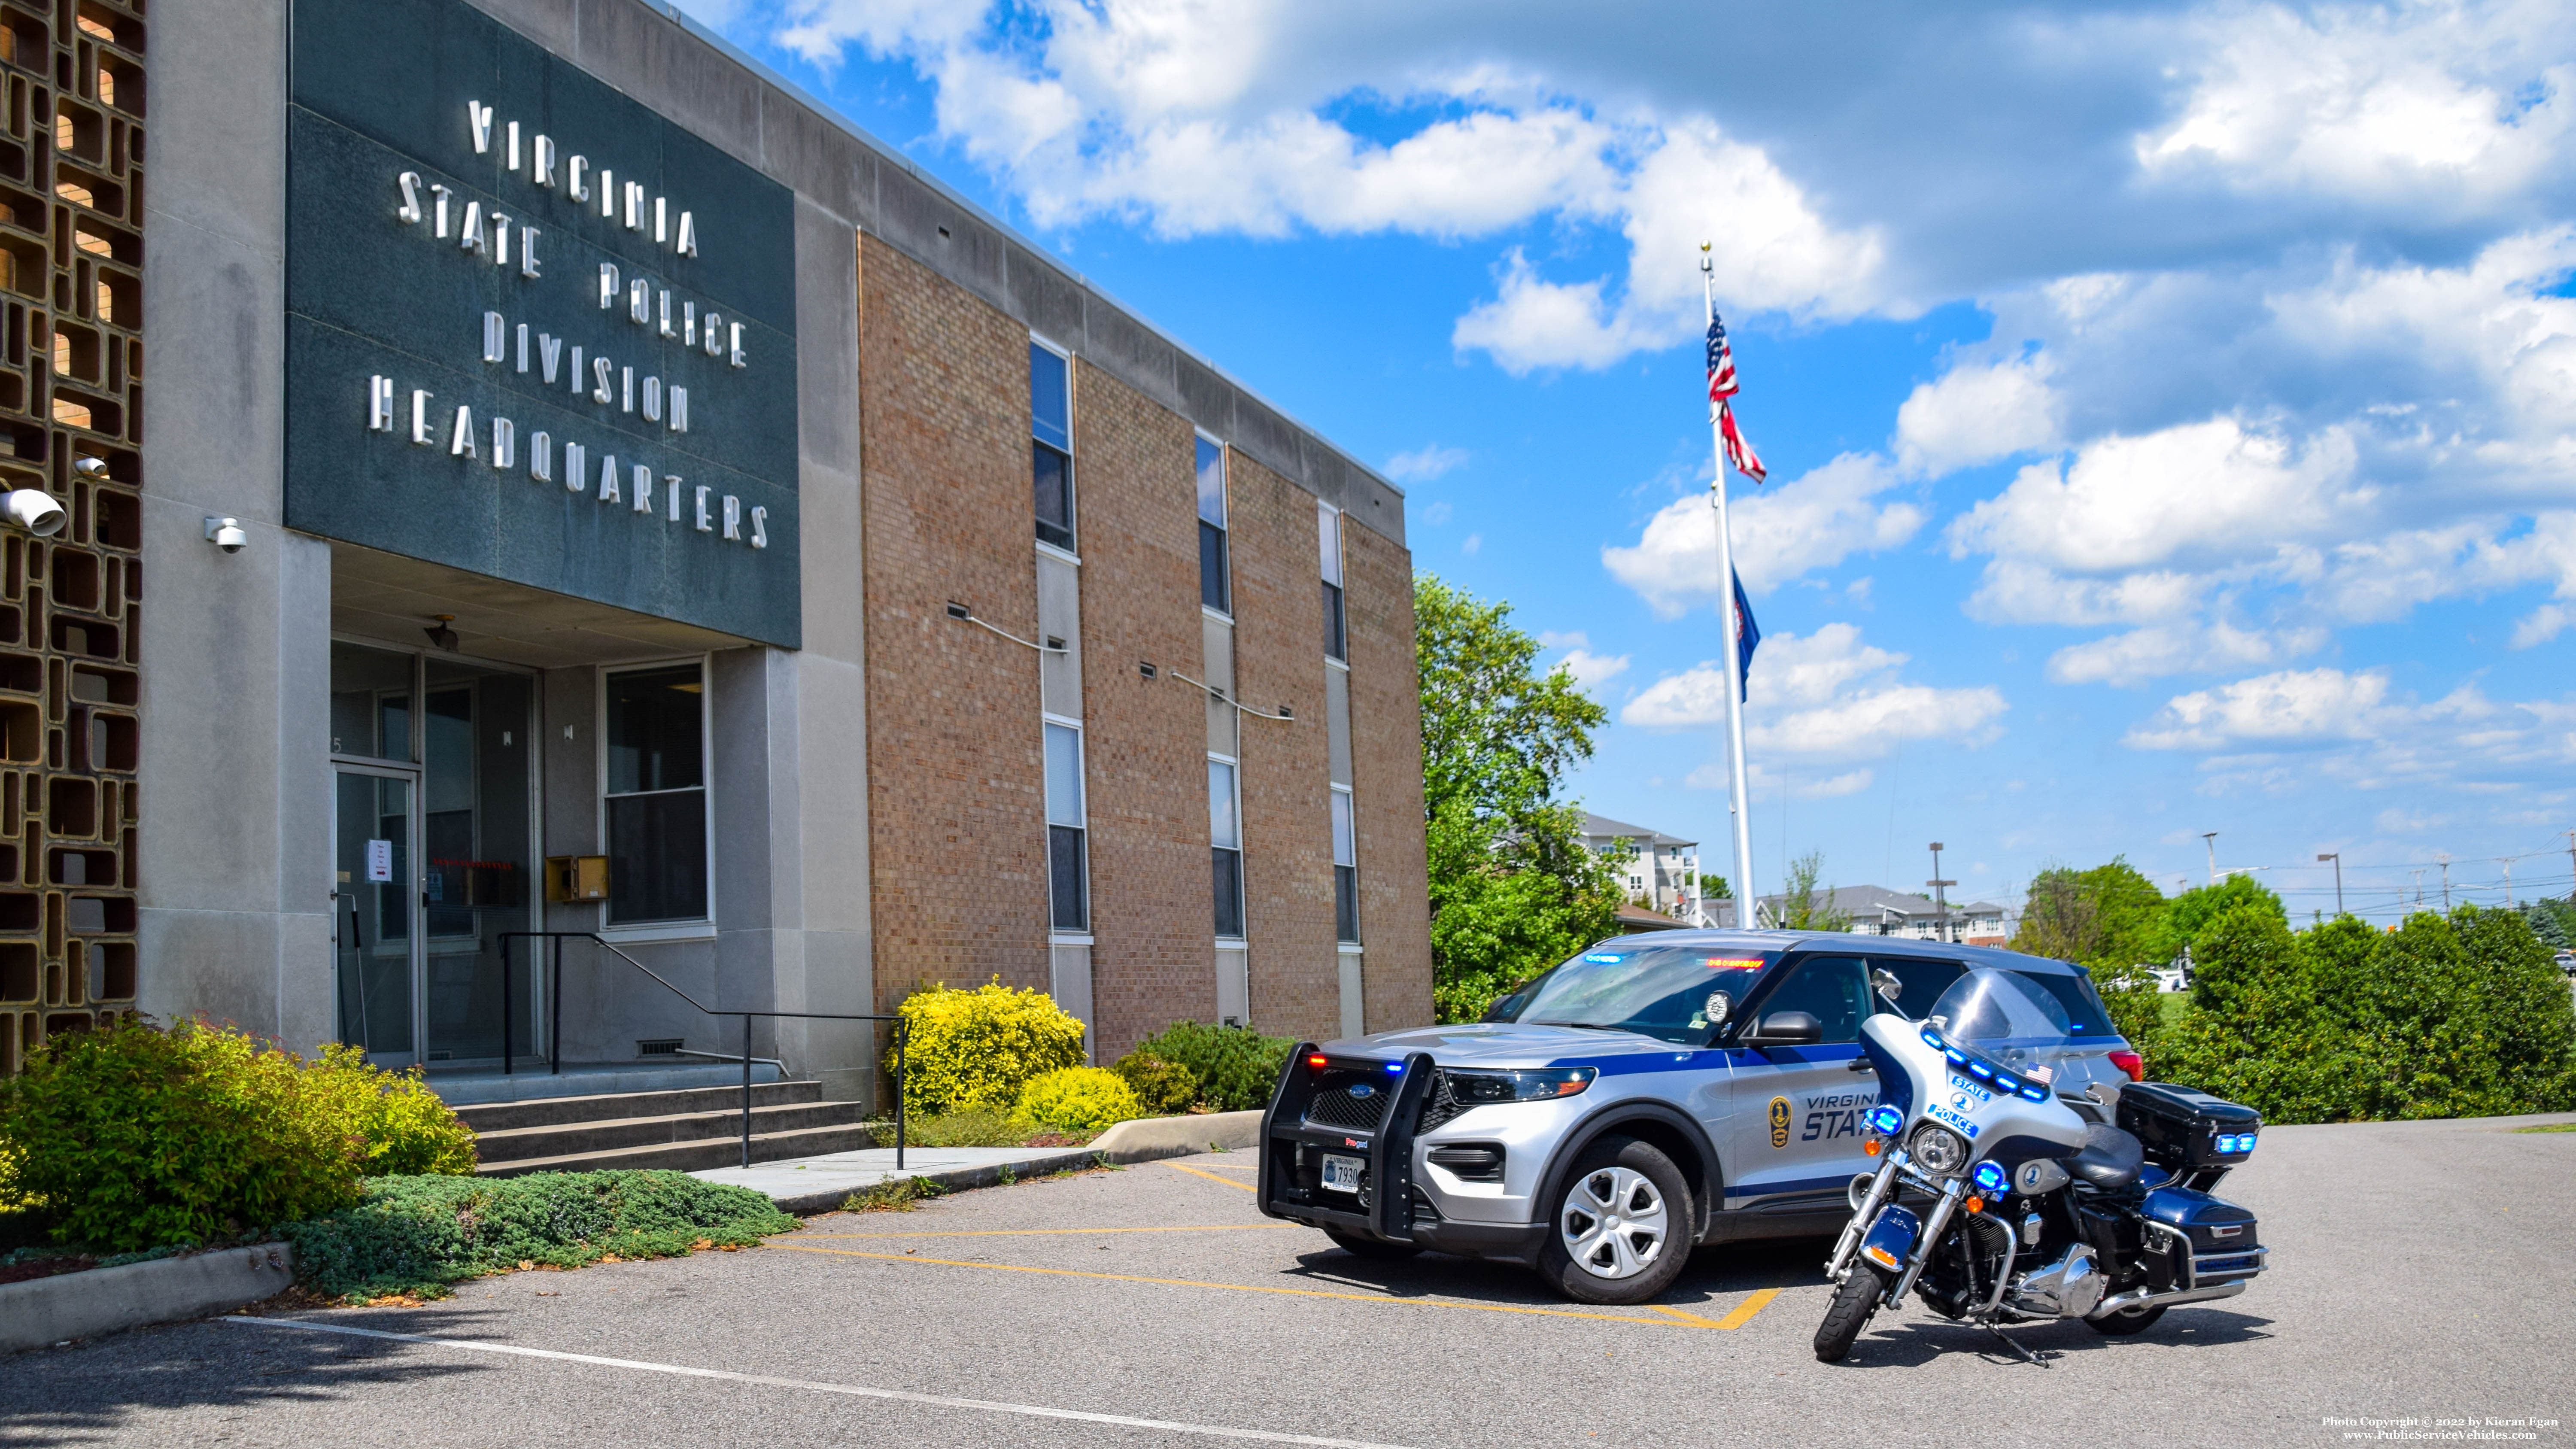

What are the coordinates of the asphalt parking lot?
(7, 1113, 2575, 1449)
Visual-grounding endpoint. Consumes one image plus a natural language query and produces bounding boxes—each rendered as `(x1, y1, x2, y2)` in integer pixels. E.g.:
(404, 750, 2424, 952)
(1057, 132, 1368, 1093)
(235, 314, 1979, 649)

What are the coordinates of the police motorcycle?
(1814, 968, 2266, 1363)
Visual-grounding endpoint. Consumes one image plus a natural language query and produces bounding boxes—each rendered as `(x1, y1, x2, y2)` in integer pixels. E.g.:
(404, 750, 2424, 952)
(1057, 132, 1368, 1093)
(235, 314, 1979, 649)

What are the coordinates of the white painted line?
(223, 1316, 1413, 1449)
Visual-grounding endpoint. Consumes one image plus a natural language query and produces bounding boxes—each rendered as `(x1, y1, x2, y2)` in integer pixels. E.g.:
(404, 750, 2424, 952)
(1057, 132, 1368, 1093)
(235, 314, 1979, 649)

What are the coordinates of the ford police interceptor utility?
(1255, 930, 2141, 1304)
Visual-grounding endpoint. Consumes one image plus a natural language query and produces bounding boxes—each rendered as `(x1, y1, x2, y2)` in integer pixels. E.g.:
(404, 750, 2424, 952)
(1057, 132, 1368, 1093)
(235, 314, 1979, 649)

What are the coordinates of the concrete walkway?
(690, 1110, 1263, 1214)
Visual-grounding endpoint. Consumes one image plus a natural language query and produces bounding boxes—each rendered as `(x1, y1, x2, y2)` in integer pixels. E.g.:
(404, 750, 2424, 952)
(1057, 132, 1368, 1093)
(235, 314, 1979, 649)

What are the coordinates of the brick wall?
(857, 237, 1050, 1007)
(1069, 362, 1214, 1060)
(1226, 453, 1340, 1042)
(1343, 525, 1434, 1032)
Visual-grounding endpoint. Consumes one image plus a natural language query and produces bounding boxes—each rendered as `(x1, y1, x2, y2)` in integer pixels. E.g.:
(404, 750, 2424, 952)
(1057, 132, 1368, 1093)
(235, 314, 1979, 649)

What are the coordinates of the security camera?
(204, 515, 247, 554)
(1, 489, 64, 537)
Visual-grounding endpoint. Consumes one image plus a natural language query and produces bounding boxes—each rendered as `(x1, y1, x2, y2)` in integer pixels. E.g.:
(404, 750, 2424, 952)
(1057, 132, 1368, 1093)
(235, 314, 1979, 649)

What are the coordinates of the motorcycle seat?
(2062, 1124, 2145, 1190)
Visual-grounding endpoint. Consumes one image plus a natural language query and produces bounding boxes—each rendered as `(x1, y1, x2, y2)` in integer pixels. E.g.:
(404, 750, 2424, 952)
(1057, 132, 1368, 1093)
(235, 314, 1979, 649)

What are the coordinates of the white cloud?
(2125, 667, 2391, 749)
(1603, 454, 1925, 616)
(2514, 602, 2573, 647)
(1895, 352, 2063, 477)
(1539, 631, 1630, 693)
(1461, 532, 1482, 554)
(1624, 622, 2007, 760)
(1385, 445, 1468, 483)
(1689, 761, 1874, 799)
(1419, 500, 1453, 526)
(2046, 621, 2326, 687)
(2126, 665, 2576, 793)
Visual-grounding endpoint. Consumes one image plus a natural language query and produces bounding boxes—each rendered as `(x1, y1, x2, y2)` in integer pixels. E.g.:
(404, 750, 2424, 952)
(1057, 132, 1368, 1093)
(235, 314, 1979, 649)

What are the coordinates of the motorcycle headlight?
(1910, 1123, 1968, 1175)
(1971, 1160, 2007, 1193)
(1442, 1067, 1595, 1104)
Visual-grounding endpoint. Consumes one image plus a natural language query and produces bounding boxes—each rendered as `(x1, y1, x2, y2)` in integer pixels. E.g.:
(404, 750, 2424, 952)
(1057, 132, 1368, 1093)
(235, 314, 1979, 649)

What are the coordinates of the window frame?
(1195, 432, 1231, 617)
(1043, 712, 1091, 935)
(1330, 784, 1359, 944)
(1208, 750, 1246, 942)
(595, 653, 717, 942)
(1318, 500, 1347, 663)
(1030, 334, 1076, 553)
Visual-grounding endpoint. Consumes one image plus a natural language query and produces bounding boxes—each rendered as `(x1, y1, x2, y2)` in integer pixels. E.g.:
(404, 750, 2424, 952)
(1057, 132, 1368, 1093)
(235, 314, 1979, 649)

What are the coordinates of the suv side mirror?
(1748, 1010, 1822, 1047)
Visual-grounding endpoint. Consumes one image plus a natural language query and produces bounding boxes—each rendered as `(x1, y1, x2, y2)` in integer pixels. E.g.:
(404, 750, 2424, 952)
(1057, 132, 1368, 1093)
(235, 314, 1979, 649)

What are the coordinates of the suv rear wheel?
(1537, 1135, 1692, 1305)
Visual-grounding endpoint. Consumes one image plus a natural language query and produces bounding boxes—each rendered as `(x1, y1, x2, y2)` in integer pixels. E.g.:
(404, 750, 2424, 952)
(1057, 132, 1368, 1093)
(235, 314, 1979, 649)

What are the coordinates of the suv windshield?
(1926, 968, 2077, 1049)
(1490, 945, 1775, 1045)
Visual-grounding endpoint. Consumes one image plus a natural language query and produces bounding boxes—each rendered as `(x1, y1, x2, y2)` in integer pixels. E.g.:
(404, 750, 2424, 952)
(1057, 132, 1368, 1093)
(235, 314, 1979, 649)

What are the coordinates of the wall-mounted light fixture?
(423, 614, 459, 650)
(202, 515, 245, 553)
(4, 489, 65, 537)
(945, 598, 1067, 654)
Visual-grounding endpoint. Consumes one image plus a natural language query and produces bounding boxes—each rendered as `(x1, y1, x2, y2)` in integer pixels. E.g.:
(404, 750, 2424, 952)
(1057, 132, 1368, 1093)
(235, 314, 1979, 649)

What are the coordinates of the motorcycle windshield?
(1925, 968, 2078, 1051)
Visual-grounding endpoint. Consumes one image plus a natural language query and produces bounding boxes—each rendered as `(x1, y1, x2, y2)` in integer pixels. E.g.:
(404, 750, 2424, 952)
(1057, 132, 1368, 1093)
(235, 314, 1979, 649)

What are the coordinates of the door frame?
(332, 758, 424, 1068)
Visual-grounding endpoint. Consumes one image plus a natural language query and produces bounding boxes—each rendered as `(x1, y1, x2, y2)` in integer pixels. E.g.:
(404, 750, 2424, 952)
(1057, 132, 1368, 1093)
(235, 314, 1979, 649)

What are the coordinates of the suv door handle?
(1847, 1059, 1876, 1073)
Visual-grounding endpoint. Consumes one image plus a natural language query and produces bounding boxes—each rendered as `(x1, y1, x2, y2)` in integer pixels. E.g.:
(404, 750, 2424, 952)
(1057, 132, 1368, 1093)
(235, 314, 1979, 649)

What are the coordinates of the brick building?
(12, 0, 1431, 1103)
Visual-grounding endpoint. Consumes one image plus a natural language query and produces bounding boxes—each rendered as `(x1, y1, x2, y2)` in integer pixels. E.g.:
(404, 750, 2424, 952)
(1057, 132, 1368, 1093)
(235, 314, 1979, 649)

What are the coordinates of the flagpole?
(1700, 245, 1758, 922)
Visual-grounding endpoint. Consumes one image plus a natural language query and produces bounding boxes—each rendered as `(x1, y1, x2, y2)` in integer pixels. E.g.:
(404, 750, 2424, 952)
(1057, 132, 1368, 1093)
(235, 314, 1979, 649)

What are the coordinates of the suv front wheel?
(1537, 1135, 1693, 1304)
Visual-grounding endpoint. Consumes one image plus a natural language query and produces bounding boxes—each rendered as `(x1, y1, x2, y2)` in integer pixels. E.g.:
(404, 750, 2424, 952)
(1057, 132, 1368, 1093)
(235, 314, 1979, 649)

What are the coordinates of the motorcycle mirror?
(1704, 990, 1731, 1026)
(1870, 967, 1903, 1006)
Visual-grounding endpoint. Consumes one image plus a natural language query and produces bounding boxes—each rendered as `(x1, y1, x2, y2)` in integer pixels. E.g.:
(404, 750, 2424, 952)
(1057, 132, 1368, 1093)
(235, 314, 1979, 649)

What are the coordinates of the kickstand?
(1983, 1323, 2048, 1367)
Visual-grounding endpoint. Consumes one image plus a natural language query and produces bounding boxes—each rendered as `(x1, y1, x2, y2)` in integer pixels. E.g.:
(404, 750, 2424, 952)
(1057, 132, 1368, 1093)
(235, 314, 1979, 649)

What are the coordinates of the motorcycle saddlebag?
(2139, 1185, 2265, 1286)
(2117, 1081, 2262, 1170)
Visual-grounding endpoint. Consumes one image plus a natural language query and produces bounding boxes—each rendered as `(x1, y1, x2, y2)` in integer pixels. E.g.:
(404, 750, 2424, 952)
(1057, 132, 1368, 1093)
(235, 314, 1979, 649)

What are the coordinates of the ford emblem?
(1349, 1083, 1376, 1099)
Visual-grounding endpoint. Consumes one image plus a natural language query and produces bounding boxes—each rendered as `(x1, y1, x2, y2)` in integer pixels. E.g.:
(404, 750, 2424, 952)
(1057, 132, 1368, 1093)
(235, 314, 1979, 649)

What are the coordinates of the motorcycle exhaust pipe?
(2087, 1279, 2249, 1319)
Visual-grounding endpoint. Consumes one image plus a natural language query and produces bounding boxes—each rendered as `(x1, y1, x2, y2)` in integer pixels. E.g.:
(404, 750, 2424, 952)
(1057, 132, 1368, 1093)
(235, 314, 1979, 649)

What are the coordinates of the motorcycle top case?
(2118, 1081, 2263, 1170)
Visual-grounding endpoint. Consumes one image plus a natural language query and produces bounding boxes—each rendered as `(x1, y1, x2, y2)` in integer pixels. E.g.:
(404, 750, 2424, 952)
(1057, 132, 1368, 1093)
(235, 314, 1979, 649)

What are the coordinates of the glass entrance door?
(419, 661, 537, 1066)
(334, 766, 419, 1067)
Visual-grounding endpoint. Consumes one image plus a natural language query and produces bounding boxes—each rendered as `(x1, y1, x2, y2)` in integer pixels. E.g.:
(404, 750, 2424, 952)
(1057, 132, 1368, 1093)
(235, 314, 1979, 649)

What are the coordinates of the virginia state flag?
(1732, 568, 1761, 701)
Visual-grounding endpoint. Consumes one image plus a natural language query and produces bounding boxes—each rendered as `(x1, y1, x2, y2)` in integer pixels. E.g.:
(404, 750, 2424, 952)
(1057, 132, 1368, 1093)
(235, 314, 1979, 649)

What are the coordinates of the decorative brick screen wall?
(0, 0, 143, 1073)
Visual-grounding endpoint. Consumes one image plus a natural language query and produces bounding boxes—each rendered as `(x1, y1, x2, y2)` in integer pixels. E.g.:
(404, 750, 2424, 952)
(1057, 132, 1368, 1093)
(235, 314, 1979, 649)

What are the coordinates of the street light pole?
(1927, 842, 1957, 945)
(2202, 832, 2220, 886)
(2317, 852, 2342, 917)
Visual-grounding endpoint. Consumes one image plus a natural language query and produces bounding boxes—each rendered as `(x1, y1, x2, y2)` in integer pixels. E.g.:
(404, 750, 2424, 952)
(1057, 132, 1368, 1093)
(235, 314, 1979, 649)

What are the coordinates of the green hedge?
(0, 1019, 476, 1252)
(1130, 1022, 1297, 1113)
(281, 1171, 793, 1301)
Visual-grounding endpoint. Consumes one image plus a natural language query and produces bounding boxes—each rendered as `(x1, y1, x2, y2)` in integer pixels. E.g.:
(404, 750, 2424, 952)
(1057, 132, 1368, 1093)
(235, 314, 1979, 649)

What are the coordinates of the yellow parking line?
(791, 1225, 1296, 1241)
(1646, 1303, 1729, 1328)
(1714, 1288, 1782, 1330)
(1162, 1160, 1255, 1191)
(768, 1243, 1771, 1331)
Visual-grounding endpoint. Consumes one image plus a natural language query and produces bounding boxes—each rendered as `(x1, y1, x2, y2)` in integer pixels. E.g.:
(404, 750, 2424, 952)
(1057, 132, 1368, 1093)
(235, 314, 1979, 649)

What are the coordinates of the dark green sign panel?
(287, 0, 800, 647)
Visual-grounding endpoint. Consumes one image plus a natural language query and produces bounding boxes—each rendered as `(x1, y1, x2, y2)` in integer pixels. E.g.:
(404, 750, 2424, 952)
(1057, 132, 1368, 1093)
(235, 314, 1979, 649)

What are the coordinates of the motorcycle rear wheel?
(2085, 1302, 2167, 1336)
(1814, 1263, 1889, 1362)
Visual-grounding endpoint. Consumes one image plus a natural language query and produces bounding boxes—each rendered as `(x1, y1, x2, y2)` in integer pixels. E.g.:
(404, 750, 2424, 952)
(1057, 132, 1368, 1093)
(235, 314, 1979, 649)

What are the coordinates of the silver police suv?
(1256, 929, 2141, 1304)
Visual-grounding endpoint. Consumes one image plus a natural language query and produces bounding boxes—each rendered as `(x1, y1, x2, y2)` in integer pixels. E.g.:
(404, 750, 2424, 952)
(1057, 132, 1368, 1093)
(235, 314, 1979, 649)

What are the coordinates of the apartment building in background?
(1582, 813, 1716, 926)
(5, 0, 1431, 1096)
(1753, 885, 2009, 946)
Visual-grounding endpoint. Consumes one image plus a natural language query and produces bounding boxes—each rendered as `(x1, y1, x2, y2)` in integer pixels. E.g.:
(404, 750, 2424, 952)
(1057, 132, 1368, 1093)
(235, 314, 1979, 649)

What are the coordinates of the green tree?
(2159, 873, 2285, 967)
(2009, 858, 2171, 1060)
(1699, 873, 1733, 899)
(1773, 851, 1853, 931)
(1416, 575, 1623, 1022)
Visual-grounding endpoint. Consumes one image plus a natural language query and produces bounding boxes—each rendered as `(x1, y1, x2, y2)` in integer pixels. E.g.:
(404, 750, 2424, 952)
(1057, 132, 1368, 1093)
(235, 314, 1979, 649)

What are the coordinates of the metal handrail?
(498, 931, 908, 1170)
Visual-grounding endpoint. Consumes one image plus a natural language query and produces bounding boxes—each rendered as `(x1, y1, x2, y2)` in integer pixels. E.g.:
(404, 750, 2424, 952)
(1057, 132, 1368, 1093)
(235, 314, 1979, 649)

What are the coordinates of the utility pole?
(2566, 830, 2575, 904)
(2410, 869, 2424, 909)
(2438, 854, 2451, 911)
(2502, 857, 2513, 907)
(2318, 852, 2342, 917)
(2202, 832, 2220, 885)
(1927, 842, 1956, 945)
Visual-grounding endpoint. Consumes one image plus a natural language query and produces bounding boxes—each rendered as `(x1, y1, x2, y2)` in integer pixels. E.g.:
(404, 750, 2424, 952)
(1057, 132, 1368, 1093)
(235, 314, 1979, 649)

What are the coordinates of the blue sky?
(682, 0, 2576, 924)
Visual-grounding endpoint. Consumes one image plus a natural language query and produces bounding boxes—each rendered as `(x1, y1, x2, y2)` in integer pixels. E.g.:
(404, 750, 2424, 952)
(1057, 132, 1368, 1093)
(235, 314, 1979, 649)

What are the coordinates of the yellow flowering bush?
(890, 980, 1086, 1118)
(1015, 1067, 1142, 1133)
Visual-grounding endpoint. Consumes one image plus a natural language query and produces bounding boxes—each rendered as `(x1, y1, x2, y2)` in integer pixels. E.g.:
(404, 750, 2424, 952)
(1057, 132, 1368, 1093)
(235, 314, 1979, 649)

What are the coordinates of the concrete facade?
(109, 0, 1431, 1098)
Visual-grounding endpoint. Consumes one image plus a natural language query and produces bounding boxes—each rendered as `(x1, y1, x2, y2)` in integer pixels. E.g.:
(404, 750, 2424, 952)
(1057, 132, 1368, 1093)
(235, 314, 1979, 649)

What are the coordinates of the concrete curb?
(1, 1243, 296, 1352)
(1089, 1109, 1261, 1163)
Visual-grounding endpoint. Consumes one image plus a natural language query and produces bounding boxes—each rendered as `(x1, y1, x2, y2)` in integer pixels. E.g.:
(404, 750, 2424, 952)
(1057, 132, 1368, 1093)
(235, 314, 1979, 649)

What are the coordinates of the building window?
(1031, 340, 1074, 551)
(1045, 720, 1088, 931)
(1318, 501, 1346, 662)
(1331, 786, 1358, 943)
(1197, 435, 1229, 613)
(603, 663, 708, 925)
(1209, 756, 1244, 939)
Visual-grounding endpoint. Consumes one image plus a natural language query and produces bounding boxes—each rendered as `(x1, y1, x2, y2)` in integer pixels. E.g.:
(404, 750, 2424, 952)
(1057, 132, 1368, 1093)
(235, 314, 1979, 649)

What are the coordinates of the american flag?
(1705, 315, 1767, 483)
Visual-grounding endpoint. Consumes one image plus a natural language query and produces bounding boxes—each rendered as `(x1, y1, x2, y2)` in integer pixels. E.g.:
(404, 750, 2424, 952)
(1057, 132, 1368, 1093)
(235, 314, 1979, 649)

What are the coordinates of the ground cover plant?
(0, 1018, 476, 1252)
(280, 1170, 793, 1302)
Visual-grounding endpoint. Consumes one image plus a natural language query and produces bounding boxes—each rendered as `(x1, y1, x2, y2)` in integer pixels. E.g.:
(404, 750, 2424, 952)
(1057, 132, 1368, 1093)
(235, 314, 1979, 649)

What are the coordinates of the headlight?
(1910, 1123, 1968, 1175)
(1971, 1160, 2007, 1193)
(1443, 1067, 1596, 1104)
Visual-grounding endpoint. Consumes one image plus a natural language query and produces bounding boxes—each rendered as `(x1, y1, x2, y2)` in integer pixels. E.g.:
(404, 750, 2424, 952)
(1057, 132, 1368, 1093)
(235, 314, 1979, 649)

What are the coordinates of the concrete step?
(477, 1121, 890, 1178)
(472, 1100, 878, 1163)
(452, 1080, 823, 1133)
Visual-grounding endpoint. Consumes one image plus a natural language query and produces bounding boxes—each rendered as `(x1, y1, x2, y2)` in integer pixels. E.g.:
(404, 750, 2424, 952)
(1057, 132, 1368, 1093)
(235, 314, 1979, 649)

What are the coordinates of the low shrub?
(280, 1170, 793, 1302)
(1110, 1051, 1197, 1117)
(1015, 1067, 1142, 1133)
(1131, 1022, 1297, 1113)
(841, 1176, 948, 1213)
(890, 981, 1087, 1118)
(0, 1018, 478, 1252)
(868, 1108, 1033, 1149)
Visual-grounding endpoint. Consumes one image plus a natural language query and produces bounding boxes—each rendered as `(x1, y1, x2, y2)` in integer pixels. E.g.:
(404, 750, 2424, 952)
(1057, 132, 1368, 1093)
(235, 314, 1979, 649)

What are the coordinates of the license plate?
(1320, 1154, 1364, 1194)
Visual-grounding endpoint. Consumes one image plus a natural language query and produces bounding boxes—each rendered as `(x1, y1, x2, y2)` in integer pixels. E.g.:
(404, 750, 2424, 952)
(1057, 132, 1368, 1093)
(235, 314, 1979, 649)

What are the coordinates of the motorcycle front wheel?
(1814, 1263, 1890, 1362)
